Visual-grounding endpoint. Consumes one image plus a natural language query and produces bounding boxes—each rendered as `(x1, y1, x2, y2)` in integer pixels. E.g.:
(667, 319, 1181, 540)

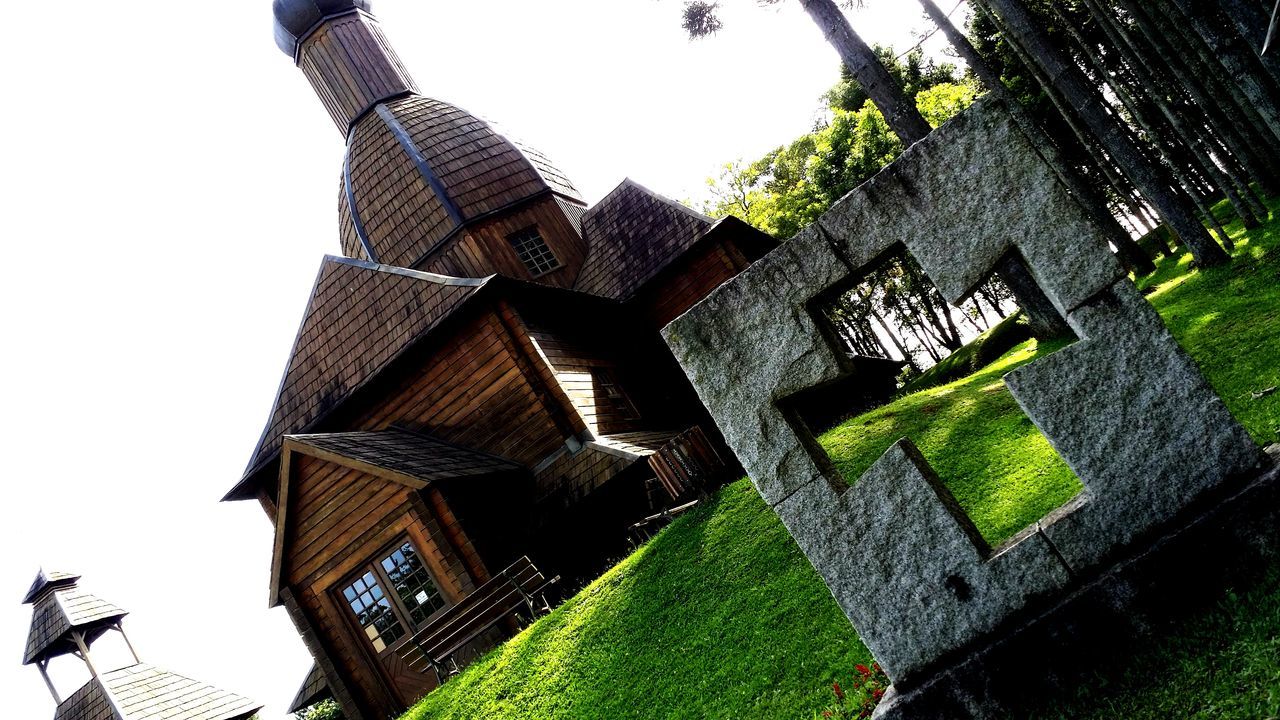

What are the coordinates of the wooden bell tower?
(21, 569, 262, 720)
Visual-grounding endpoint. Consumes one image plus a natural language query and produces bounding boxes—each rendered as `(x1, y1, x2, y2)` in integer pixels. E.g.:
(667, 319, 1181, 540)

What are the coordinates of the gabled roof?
(230, 257, 491, 500)
(22, 569, 80, 604)
(287, 664, 331, 714)
(55, 664, 261, 720)
(269, 428, 525, 605)
(574, 179, 714, 300)
(25, 583, 128, 665)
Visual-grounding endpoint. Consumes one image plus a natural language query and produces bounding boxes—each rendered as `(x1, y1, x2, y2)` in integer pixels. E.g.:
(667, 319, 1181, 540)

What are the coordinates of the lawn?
(405, 204, 1280, 720)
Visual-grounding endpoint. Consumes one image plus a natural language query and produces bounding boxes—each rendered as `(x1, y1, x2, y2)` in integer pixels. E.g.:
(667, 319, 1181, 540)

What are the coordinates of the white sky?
(0, 1, 961, 718)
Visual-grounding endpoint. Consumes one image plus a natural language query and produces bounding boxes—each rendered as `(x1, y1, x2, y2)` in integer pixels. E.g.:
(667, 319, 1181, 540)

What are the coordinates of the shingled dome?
(339, 95, 583, 267)
(273, 0, 373, 56)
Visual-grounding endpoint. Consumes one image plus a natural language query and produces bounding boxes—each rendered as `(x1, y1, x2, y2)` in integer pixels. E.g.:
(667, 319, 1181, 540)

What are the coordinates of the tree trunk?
(1076, 0, 1264, 228)
(976, 0, 1230, 266)
(1115, 0, 1280, 193)
(918, 0, 1155, 274)
(1216, 0, 1280, 85)
(1165, 0, 1280, 138)
(797, 0, 933, 144)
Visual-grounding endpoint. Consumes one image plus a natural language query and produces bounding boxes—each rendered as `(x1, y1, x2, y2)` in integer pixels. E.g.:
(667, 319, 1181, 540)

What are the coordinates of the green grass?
(407, 203, 1280, 720)
(405, 480, 874, 720)
(820, 337, 1080, 545)
(1030, 569, 1280, 720)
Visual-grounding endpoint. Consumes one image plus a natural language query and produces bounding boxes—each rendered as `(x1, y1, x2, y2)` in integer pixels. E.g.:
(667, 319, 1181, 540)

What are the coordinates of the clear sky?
(0, 1, 962, 718)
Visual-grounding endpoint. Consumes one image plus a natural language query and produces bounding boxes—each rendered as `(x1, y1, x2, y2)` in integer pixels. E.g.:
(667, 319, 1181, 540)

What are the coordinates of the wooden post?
(71, 632, 100, 679)
(115, 623, 141, 664)
(37, 660, 62, 705)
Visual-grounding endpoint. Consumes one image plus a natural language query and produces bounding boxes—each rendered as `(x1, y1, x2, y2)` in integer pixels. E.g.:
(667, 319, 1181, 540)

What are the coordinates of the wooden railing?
(647, 426, 728, 500)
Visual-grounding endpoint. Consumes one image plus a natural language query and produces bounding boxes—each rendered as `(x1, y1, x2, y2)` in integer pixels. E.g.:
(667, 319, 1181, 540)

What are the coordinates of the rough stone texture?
(1006, 281, 1263, 570)
(775, 440, 1070, 681)
(870, 461, 1280, 719)
(664, 95, 1262, 687)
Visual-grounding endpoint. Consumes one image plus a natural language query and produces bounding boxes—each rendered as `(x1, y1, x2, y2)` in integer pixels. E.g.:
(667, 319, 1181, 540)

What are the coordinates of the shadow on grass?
(406, 481, 873, 720)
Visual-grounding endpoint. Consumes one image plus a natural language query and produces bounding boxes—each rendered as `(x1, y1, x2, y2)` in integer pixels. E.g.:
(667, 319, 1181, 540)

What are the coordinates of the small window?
(508, 227, 561, 276)
(381, 542, 447, 624)
(341, 572, 404, 653)
(338, 538, 448, 653)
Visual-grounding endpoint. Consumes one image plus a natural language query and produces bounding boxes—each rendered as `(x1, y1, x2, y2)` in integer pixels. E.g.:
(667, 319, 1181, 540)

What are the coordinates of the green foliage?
(295, 699, 344, 720)
(1029, 569, 1280, 720)
(915, 81, 981, 128)
(823, 48, 959, 114)
(900, 311, 1033, 395)
(701, 52, 975, 240)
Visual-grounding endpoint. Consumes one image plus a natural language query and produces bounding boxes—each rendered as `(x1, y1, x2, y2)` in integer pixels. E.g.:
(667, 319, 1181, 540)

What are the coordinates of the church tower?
(22, 570, 261, 720)
(273, 0, 590, 284)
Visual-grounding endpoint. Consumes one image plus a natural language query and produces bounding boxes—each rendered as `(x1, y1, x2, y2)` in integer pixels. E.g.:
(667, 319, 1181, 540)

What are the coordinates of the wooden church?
(22, 570, 262, 720)
(224, 1, 776, 717)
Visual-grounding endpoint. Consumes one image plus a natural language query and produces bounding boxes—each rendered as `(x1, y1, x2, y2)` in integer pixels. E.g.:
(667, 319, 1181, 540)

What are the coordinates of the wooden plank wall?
(346, 308, 573, 467)
(526, 328, 643, 437)
(284, 454, 476, 717)
(632, 237, 751, 330)
(419, 195, 588, 288)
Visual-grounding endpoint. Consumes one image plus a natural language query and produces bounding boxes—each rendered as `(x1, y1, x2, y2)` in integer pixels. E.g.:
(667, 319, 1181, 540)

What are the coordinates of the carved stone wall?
(664, 97, 1262, 686)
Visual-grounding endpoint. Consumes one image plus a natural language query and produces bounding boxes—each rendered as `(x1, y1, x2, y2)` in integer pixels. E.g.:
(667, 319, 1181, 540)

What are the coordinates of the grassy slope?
(406, 482, 873, 720)
(408, 206, 1279, 720)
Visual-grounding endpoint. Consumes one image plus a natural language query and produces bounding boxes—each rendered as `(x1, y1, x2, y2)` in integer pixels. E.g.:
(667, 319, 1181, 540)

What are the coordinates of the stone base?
(873, 454, 1280, 720)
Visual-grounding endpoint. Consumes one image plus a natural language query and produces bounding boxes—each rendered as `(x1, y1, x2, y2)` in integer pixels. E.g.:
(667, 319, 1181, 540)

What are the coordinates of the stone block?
(1005, 281, 1263, 569)
(664, 95, 1260, 688)
(776, 440, 1071, 682)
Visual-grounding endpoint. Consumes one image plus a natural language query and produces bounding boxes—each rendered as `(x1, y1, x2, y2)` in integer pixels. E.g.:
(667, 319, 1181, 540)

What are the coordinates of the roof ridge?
(322, 255, 492, 287)
(614, 177, 714, 223)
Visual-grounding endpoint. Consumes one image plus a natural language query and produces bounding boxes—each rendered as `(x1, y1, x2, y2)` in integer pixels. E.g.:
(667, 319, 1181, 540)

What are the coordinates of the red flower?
(855, 664, 872, 677)
(832, 682, 845, 701)
(873, 688, 885, 701)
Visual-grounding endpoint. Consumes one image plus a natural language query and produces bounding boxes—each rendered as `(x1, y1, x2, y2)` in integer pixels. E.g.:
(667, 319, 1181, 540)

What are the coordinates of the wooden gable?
(228, 258, 489, 501)
(269, 429, 521, 607)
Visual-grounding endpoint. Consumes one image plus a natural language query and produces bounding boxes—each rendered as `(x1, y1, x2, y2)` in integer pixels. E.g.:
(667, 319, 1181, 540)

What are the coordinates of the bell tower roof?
(22, 570, 82, 605)
(22, 573, 128, 666)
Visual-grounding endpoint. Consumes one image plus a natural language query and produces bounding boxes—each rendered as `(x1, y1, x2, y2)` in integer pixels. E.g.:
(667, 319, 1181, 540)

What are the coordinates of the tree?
(687, 0, 1075, 337)
(973, 0, 1231, 266)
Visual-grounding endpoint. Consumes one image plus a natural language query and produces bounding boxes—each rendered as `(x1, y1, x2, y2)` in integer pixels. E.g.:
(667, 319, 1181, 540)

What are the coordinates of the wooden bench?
(398, 556, 558, 681)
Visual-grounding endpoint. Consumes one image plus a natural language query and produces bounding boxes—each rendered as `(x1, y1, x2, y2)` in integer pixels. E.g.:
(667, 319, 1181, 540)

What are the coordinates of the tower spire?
(273, 0, 418, 132)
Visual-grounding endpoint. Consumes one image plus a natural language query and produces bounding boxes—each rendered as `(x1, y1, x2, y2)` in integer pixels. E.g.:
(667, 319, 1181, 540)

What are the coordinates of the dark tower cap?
(274, 0, 374, 57)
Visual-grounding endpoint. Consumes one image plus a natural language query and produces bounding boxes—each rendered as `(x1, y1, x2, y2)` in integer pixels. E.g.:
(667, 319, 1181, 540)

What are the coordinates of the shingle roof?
(340, 95, 584, 265)
(288, 428, 523, 485)
(22, 569, 81, 604)
(55, 664, 261, 720)
(287, 664, 331, 714)
(234, 257, 490, 497)
(24, 583, 128, 665)
(574, 179, 714, 300)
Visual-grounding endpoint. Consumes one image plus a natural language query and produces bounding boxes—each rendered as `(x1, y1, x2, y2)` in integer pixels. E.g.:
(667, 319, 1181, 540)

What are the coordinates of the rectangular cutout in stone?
(664, 96, 1262, 687)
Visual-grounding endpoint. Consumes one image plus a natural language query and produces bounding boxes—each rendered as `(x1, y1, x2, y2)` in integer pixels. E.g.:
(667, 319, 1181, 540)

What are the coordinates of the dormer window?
(508, 227, 560, 276)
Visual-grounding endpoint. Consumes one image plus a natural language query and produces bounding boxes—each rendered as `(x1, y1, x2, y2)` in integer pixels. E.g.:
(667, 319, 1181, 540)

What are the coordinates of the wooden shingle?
(235, 258, 490, 495)
(341, 96, 584, 267)
(574, 179, 714, 300)
(287, 428, 523, 485)
(54, 665, 260, 720)
(287, 663, 331, 714)
(24, 584, 128, 665)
